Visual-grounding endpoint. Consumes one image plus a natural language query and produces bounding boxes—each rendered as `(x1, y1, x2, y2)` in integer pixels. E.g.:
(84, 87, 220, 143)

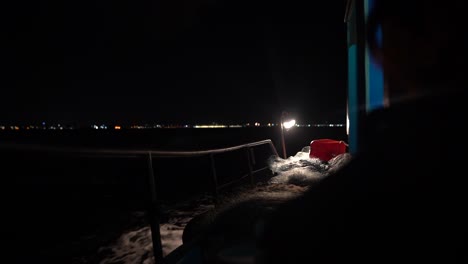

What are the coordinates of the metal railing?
(0, 139, 279, 263)
(144, 139, 279, 262)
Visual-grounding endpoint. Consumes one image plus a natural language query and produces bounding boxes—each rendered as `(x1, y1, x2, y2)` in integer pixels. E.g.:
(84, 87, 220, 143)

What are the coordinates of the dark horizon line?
(0, 122, 346, 130)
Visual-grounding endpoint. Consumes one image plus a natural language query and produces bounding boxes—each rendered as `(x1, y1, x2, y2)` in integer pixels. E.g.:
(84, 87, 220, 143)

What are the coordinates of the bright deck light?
(282, 119, 296, 129)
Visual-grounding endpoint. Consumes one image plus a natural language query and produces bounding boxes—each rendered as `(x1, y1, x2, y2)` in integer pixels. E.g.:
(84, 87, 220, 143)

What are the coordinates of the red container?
(309, 139, 348, 161)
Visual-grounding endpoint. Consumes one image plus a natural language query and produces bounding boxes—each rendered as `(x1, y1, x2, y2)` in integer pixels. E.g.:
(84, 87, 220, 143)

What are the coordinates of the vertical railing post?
(245, 147, 254, 186)
(250, 147, 256, 166)
(209, 153, 219, 205)
(146, 152, 164, 263)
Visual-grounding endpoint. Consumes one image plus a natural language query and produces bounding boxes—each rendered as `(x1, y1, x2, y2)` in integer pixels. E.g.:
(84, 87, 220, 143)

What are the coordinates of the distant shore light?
(193, 125, 227, 128)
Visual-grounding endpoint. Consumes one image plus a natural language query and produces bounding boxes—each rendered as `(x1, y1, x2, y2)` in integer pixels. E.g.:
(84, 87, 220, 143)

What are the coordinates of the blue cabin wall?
(364, 0, 384, 112)
(346, 0, 384, 154)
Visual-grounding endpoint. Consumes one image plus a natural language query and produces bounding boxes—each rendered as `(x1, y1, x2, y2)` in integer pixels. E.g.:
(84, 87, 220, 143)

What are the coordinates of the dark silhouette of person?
(255, 0, 468, 263)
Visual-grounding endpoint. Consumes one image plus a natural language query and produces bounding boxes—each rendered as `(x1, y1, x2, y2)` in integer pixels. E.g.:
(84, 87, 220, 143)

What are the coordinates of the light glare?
(283, 119, 296, 129)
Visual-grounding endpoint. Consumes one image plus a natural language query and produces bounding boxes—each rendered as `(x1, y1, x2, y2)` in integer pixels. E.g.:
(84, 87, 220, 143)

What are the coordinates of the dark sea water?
(0, 127, 347, 263)
(0, 126, 347, 153)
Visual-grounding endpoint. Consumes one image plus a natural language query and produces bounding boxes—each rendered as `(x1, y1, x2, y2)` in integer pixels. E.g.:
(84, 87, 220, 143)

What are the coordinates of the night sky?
(3, 0, 348, 126)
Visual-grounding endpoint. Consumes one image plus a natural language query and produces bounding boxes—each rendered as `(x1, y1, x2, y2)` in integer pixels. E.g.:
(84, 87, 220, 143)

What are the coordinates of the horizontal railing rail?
(0, 139, 278, 157)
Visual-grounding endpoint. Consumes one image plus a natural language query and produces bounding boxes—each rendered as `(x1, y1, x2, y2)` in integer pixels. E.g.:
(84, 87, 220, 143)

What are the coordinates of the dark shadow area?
(0, 132, 281, 263)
